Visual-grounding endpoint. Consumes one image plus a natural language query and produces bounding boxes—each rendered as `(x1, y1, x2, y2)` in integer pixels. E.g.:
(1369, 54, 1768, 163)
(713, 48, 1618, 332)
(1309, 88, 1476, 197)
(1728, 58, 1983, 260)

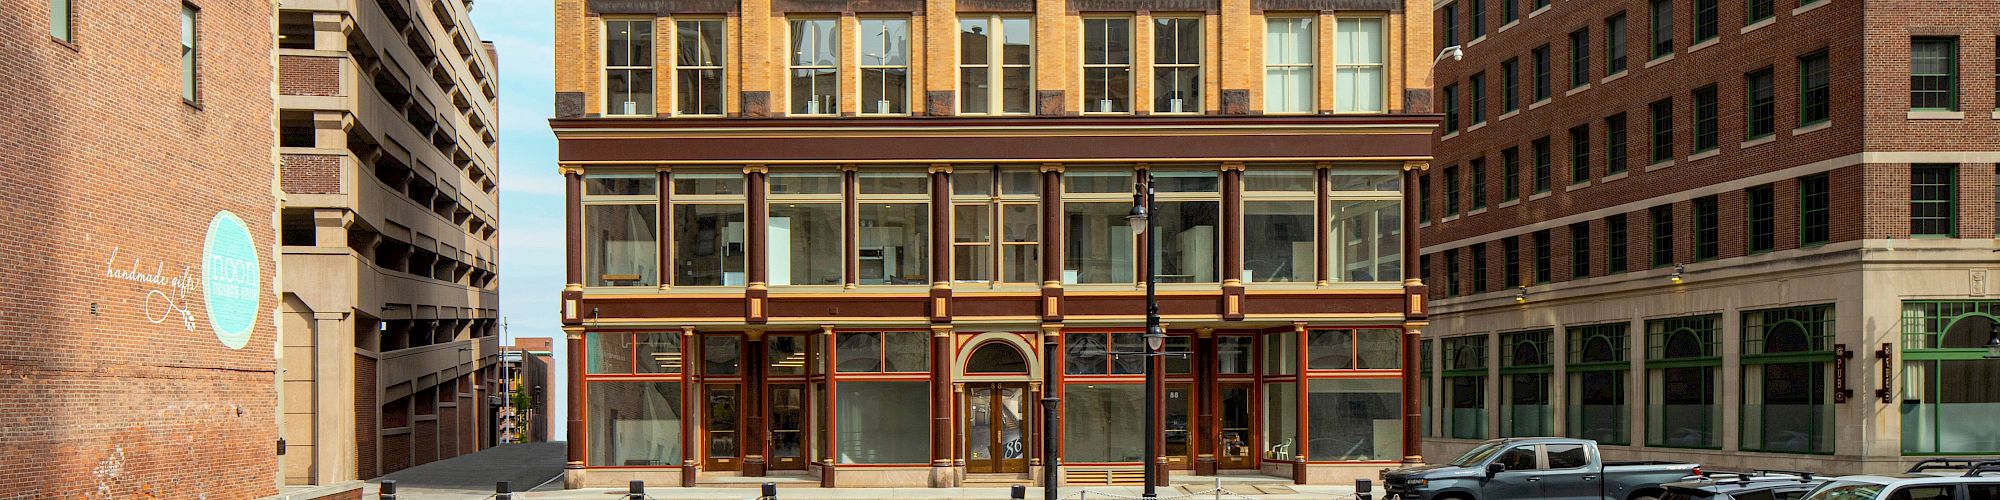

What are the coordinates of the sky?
(468, 0, 567, 440)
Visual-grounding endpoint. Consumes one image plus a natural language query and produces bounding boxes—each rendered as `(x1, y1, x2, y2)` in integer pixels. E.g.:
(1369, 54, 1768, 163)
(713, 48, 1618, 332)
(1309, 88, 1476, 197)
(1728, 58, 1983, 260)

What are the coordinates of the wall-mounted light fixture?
(1985, 323, 2000, 359)
(1515, 286, 1529, 303)
(1670, 264, 1686, 284)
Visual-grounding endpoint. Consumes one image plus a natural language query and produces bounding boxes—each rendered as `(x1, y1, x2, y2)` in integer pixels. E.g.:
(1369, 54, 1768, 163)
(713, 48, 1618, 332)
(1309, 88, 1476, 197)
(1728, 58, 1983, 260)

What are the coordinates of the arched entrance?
(958, 337, 1036, 474)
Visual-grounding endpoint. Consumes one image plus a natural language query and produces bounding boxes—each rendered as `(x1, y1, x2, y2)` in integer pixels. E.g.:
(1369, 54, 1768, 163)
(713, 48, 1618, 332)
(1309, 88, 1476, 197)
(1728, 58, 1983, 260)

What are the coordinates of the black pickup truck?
(1384, 438, 1701, 500)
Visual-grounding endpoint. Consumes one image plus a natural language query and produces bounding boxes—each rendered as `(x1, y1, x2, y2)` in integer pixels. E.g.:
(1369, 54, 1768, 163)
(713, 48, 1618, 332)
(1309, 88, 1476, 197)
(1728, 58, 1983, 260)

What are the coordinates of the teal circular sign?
(202, 211, 260, 349)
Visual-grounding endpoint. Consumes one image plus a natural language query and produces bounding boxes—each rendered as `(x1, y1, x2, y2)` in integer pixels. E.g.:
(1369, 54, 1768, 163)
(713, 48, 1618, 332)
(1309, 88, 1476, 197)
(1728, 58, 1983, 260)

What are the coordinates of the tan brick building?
(1419, 0, 2000, 477)
(551, 0, 1445, 490)
(0, 0, 283, 496)
(274, 0, 505, 486)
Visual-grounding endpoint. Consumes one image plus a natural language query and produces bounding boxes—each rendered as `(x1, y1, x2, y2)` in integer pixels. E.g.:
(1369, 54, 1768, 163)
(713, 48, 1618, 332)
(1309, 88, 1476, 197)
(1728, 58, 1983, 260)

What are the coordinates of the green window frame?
(1799, 51, 1830, 126)
(1607, 214, 1629, 274)
(1748, 185, 1775, 253)
(1606, 12, 1628, 74)
(1442, 335, 1490, 440)
(1693, 85, 1719, 152)
(1503, 58, 1521, 112)
(1606, 113, 1629, 175)
(1694, 196, 1719, 261)
(1499, 329, 1554, 438)
(1502, 147, 1522, 202)
(1503, 236, 1522, 287)
(1649, 0, 1673, 59)
(1569, 28, 1591, 88)
(1469, 0, 1486, 39)
(1533, 45, 1552, 101)
(1442, 3, 1458, 47)
(1651, 204, 1674, 268)
(1747, 68, 1775, 139)
(1570, 222, 1591, 278)
(1445, 248, 1461, 296)
(1910, 164, 1957, 237)
(1470, 72, 1488, 124)
(1418, 173, 1432, 224)
(1568, 322, 1631, 445)
(1471, 242, 1489, 292)
(1421, 339, 1434, 437)
(1570, 124, 1592, 184)
(1747, 0, 1773, 24)
(1650, 98, 1674, 163)
(1444, 165, 1461, 216)
(1740, 304, 1835, 454)
(1444, 83, 1461, 132)
(1799, 174, 1830, 245)
(1898, 300, 2000, 455)
(1503, 0, 1518, 24)
(1471, 158, 1488, 210)
(1533, 137, 1552, 194)
(1533, 230, 1552, 284)
(1645, 314, 1722, 449)
(1693, 0, 1718, 43)
(1911, 37, 1958, 111)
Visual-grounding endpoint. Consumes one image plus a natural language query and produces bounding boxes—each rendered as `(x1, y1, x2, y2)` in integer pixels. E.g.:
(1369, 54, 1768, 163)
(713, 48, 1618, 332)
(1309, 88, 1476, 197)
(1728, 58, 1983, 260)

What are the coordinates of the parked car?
(1660, 470, 1828, 500)
(1796, 461, 2000, 500)
(1383, 437, 1700, 500)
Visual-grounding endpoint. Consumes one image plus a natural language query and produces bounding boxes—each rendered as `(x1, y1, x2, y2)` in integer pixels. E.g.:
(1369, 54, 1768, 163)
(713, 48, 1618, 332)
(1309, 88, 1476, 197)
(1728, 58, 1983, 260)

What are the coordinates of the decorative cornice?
(1402, 160, 1430, 172)
(558, 165, 585, 176)
(1039, 162, 1064, 173)
(743, 163, 768, 175)
(1220, 162, 1246, 172)
(928, 163, 952, 174)
(839, 163, 859, 172)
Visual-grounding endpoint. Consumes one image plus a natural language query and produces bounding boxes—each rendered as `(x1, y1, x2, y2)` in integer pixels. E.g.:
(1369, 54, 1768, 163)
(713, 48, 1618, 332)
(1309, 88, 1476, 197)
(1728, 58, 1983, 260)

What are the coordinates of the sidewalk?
(524, 485, 1365, 500)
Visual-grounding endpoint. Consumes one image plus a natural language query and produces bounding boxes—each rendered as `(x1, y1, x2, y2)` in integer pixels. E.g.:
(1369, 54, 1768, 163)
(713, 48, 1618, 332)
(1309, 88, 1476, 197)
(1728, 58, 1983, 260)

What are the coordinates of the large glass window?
(1336, 17, 1385, 113)
(1912, 38, 1958, 111)
(584, 173, 659, 287)
(769, 170, 842, 286)
(1153, 17, 1202, 113)
(859, 18, 911, 115)
(1307, 329, 1401, 370)
(1083, 17, 1133, 113)
(1567, 323, 1629, 445)
(1065, 384, 1145, 462)
(1500, 329, 1553, 437)
(1064, 169, 1137, 284)
(1443, 335, 1488, 439)
(1741, 304, 1834, 454)
(1332, 170, 1402, 282)
(1911, 164, 1957, 237)
(789, 18, 838, 115)
(1265, 16, 1315, 114)
(1899, 301, 2000, 454)
(836, 381, 929, 463)
(953, 166, 1040, 284)
(675, 20, 724, 115)
(605, 19, 654, 116)
(959, 16, 1034, 115)
(835, 331, 930, 373)
(858, 171, 929, 285)
(1646, 314, 1721, 449)
(1308, 378, 1402, 460)
(1151, 169, 1220, 283)
(1264, 382, 1298, 460)
(671, 172, 745, 286)
(588, 381, 683, 466)
(1245, 169, 1316, 283)
(1065, 332, 1146, 375)
(1219, 336, 1254, 374)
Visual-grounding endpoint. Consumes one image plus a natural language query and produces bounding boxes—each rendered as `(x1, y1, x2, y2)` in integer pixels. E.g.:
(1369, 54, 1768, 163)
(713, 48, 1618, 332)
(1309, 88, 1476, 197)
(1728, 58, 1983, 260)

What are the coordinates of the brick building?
(501, 337, 555, 443)
(1421, 0, 2000, 476)
(1, 0, 282, 497)
(273, 0, 505, 486)
(551, 0, 1446, 489)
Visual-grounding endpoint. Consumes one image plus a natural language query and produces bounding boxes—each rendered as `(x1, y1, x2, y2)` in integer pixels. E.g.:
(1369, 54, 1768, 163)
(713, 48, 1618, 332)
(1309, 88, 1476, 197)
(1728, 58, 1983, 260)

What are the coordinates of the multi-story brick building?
(500, 337, 555, 443)
(1, 0, 282, 497)
(1421, 0, 2000, 476)
(274, 0, 504, 486)
(551, 0, 1447, 490)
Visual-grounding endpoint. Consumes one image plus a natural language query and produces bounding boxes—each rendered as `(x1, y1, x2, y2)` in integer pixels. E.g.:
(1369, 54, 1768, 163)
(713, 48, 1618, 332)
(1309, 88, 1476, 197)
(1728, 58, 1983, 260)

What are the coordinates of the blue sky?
(469, 0, 567, 440)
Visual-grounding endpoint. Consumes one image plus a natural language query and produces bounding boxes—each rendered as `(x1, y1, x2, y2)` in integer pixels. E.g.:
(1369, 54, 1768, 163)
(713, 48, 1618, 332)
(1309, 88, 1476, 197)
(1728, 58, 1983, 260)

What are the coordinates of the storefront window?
(671, 172, 745, 286)
(1266, 330, 1298, 375)
(703, 335, 742, 375)
(1151, 169, 1220, 283)
(767, 335, 807, 376)
(1264, 382, 1297, 460)
(859, 171, 930, 285)
(1064, 169, 1136, 284)
(835, 381, 929, 463)
(587, 381, 683, 466)
(584, 173, 659, 287)
(1742, 305, 1833, 453)
(1442, 335, 1488, 439)
(1308, 378, 1401, 461)
(1330, 170, 1401, 281)
(1900, 301, 2000, 454)
(1646, 314, 1721, 449)
(636, 332, 682, 373)
(588, 332, 635, 374)
(1065, 332, 1145, 375)
(770, 170, 843, 286)
(1244, 169, 1315, 283)
(1566, 323, 1628, 445)
(1065, 384, 1145, 462)
(835, 331, 930, 372)
(1500, 329, 1553, 437)
(1218, 336, 1254, 374)
(1307, 328, 1401, 370)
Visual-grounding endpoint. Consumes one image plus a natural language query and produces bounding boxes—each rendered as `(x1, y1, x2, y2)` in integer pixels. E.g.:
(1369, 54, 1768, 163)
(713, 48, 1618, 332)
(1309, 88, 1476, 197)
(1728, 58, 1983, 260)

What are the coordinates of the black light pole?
(1127, 172, 1164, 500)
(1043, 335, 1060, 500)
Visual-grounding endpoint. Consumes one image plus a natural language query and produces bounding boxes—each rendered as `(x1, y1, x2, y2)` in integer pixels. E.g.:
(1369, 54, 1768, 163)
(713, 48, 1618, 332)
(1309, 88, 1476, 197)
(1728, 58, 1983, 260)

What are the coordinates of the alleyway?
(364, 441, 568, 499)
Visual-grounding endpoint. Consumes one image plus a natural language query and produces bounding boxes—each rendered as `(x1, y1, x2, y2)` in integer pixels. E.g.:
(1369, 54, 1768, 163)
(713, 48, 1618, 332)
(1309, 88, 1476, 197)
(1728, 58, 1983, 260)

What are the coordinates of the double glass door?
(966, 383, 1028, 473)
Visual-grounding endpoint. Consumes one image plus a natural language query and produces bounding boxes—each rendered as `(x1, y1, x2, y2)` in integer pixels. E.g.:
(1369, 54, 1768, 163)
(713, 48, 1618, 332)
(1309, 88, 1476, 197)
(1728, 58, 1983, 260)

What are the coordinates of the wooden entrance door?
(1165, 383, 1195, 469)
(1218, 382, 1255, 469)
(966, 383, 1029, 473)
(703, 384, 742, 471)
(767, 383, 807, 470)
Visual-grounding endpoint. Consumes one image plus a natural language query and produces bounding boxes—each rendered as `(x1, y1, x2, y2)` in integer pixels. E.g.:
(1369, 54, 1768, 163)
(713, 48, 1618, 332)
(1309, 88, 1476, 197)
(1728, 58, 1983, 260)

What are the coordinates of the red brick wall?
(278, 55, 342, 97)
(381, 433, 411, 474)
(0, 0, 279, 496)
(440, 406, 459, 459)
(282, 154, 342, 194)
(415, 420, 439, 465)
(356, 355, 377, 479)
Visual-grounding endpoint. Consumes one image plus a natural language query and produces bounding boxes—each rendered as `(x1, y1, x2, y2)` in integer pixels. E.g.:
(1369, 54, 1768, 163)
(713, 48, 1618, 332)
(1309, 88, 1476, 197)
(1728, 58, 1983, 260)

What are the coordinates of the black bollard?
(761, 482, 778, 500)
(495, 481, 513, 500)
(1355, 478, 1373, 500)
(379, 480, 397, 500)
(629, 479, 646, 500)
(1010, 484, 1026, 500)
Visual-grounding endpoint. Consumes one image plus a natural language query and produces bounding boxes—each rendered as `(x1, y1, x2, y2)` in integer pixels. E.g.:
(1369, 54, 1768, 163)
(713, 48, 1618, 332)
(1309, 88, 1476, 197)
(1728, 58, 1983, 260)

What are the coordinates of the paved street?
(363, 442, 568, 499)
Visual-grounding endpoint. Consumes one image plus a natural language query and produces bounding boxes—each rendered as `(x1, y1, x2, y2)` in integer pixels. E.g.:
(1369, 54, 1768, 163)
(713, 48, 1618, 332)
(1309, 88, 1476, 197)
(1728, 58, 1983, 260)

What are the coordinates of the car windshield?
(1799, 482, 1885, 500)
(1450, 442, 1507, 467)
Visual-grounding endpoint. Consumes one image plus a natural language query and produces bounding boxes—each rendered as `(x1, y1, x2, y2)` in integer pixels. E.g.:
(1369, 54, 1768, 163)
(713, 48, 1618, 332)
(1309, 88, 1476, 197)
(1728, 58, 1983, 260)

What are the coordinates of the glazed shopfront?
(555, 116, 1439, 488)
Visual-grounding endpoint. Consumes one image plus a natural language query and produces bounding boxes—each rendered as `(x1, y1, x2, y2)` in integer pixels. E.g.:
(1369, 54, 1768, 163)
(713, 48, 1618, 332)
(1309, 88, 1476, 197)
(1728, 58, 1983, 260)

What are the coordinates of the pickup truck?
(1383, 438, 1701, 500)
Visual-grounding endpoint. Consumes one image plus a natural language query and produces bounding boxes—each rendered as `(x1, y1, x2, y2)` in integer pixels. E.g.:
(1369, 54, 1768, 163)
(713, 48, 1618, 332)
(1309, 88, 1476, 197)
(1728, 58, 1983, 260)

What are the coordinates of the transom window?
(952, 166, 1041, 285)
(1153, 16, 1202, 113)
(959, 15, 1034, 115)
(1065, 332, 1147, 375)
(604, 19, 654, 116)
(1306, 329, 1401, 370)
(859, 18, 911, 115)
(788, 18, 838, 115)
(834, 331, 930, 372)
(1082, 17, 1133, 113)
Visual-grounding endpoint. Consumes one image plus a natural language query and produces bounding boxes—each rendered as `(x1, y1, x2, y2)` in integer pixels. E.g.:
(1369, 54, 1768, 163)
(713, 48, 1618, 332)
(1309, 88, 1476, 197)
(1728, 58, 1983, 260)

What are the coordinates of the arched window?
(1941, 314, 1998, 349)
(967, 342, 1029, 373)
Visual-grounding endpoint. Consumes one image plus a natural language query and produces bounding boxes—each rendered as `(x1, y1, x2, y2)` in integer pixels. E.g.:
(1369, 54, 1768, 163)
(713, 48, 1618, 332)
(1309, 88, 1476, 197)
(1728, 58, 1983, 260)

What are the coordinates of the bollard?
(1355, 478, 1373, 500)
(495, 481, 513, 500)
(629, 479, 645, 500)
(761, 482, 777, 500)
(379, 480, 397, 500)
(1010, 484, 1026, 500)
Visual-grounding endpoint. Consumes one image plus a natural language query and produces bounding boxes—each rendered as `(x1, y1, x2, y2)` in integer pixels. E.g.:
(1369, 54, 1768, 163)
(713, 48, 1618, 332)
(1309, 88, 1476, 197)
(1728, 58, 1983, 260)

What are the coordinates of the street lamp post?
(1122, 172, 1180, 499)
